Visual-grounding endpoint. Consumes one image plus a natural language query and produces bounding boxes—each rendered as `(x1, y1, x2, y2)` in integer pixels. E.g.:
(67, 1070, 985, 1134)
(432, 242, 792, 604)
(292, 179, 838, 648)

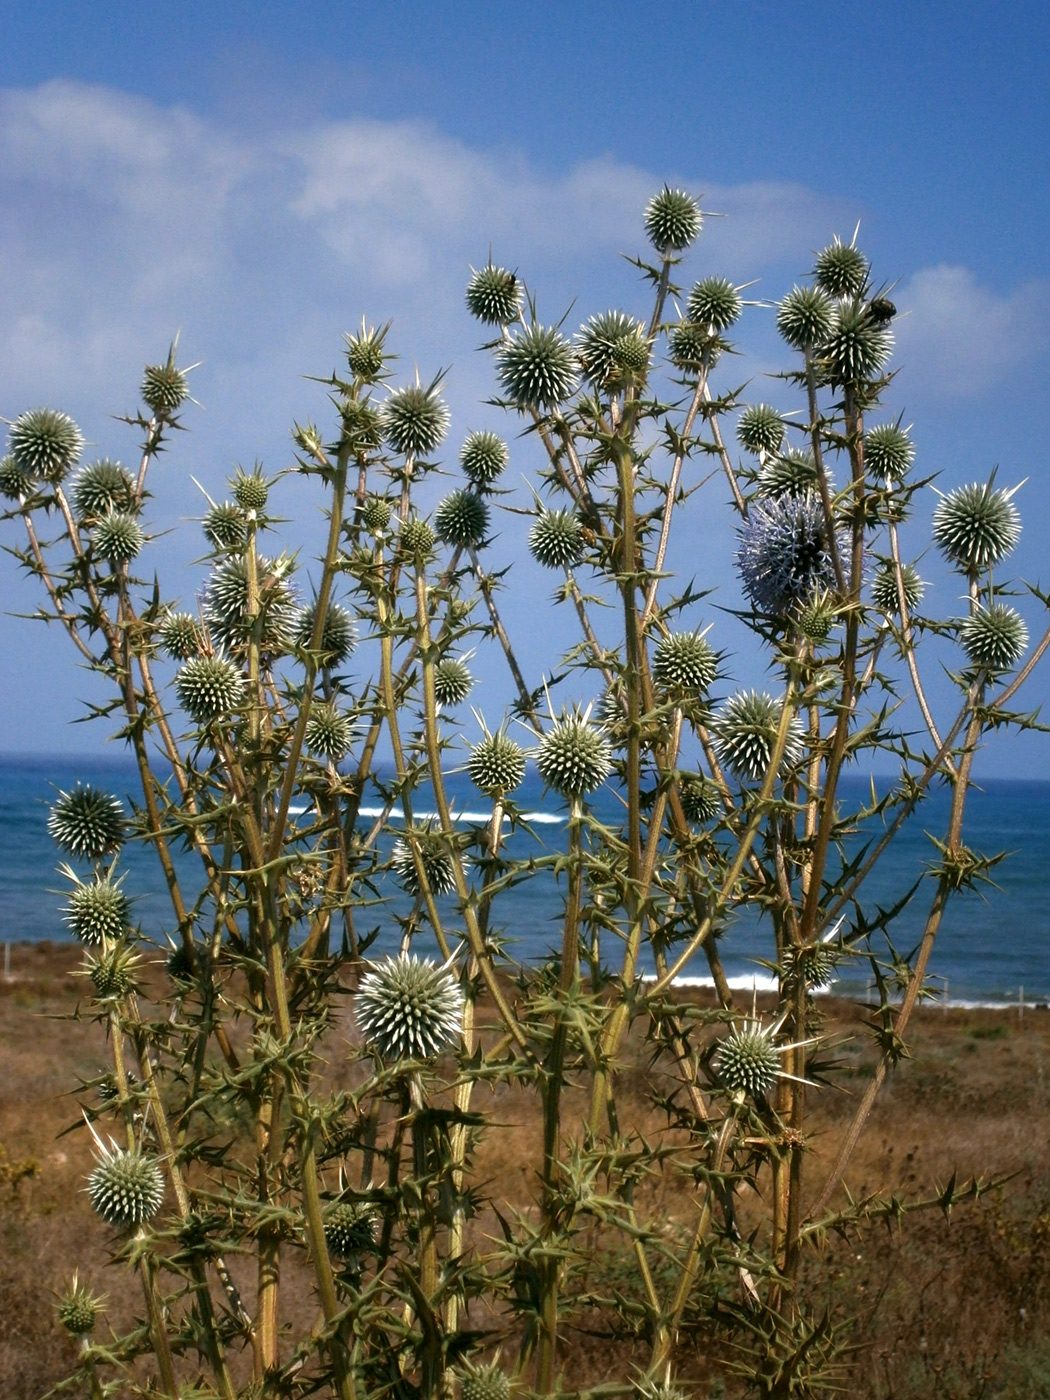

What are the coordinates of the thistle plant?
(4, 185, 1048, 1400)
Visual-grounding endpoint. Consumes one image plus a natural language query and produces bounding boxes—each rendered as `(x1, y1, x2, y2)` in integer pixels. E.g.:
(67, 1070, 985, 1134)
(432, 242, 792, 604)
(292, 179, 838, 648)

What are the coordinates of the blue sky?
(1, 1, 1048, 776)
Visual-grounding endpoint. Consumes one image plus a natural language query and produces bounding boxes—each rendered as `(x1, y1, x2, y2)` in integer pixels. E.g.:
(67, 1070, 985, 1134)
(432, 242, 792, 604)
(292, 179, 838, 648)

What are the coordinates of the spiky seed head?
(679, 773, 721, 824)
(643, 186, 702, 252)
(458, 1360, 512, 1400)
(158, 611, 202, 660)
(49, 786, 126, 860)
(460, 431, 509, 491)
(597, 684, 626, 729)
(735, 493, 842, 618)
(345, 325, 387, 381)
(932, 481, 1021, 574)
(8, 408, 83, 482)
(202, 501, 248, 551)
(536, 716, 612, 797)
(383, 384, 450, 458)
(668, 321, 723, 371)
(435, 489, 490, 547)
(959, 603, 1029, 673)
(468, 731, 527, 795)
(819, 298, 893, 385)
(87, 1142, 164, 1228)
(687, 276, 742, 332)
(783, 941, 838, 991)
(653, 632, 718, 694)
(88, 945, 141, 1000)
(776, 285, 834, 351)
(296, 600, 357, 665)
(871, 562, 925, 614)
(391, 835, 457, 897)
(92, 510, 144, 566)
(612, 331, 650, 375)
(399, 517, 436, 558)
(864, 424, 914, 482)
(305, 701, 356, 761)
(71, 460, 135, 521)
(340, 397, 384, 452)
(529, 509, 584, 569)
(203, 555, 299, 653)
(710, 690, 805, 782)
(757, 449, 820, 499)
(175, 655, 246, 724)
(466, 263, 522, 325)
(141, 360, 189, 414)
(814, 239, 869, 298)
(97, 1070, 137, 1104)
(57, 1276, 105, 1337)
(433, 658, 474, 707)
(355, 954, 464, 1060)
(65, 875, 130, 945)
(496, 324, 578, 412)
(0, 453, 31, 499)
(576, 310, 646, 386)
(737, 405, 786, 457)
(323, 1202, 376, 1259)
(361, 495, 394, 532)
(714, 1023, 782, 1098)
(229, 466, 269, 511)
(795, 591, 838, 642)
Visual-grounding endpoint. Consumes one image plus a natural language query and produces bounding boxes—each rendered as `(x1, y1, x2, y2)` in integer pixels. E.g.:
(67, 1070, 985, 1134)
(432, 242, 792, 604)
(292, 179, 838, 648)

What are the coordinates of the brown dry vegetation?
(3, 942, 1050, 1400)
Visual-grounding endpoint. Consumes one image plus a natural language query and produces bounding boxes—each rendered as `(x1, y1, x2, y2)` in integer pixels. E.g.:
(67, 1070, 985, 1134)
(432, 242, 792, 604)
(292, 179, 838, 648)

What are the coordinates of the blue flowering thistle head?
(710, 690, 805, 782)
(735, 492, 843, 618)
(354, 954, 464, 1061)
(643, 186, 702, 253)
(495, 323, 578, 412)
(49, 785, 126, 861)
(382, 381, 450, 457)
(86, 1136, 165, 1228)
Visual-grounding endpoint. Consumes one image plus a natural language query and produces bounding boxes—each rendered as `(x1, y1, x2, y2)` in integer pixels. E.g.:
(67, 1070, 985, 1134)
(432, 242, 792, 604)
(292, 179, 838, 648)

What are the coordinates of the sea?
(2, 752, 1048, 1008)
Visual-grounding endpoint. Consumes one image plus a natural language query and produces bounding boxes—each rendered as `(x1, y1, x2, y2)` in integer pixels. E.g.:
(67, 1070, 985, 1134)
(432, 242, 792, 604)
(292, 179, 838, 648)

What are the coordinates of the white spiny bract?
(536, 715, 612, 797)
(435, 489, 490, 547)
(432, 658, 474, 707)
(92, 510, 144, 566)
(354, 955, 464, 1061)
(468, 731, 527, 796)
(465, 263, 523, 326)
(345, 324, 387, 382)
(735, 493, 842, 618)
(48, 785, 126, 860)
(382, 383, 450, 457)
(736, 404, 786, 457)
(64, 873, 131, 945)
(713, 1020, 784, 1098)
(8, 407, 83, 482)
(814, 239, 869, 298)
(458, 1359, 512, 1400)
(175, 655, 246, 725)
(709, 691, 805, 783)
(460, 431, 509, 491)
(652, 632, 718, 694)
(71, 461, 134, 521)
(643, 186, 702, 252)
(932, 481, 1021, 574)
(86, 1140, 165, 1228)
(576, 310, 646, 386)
(959, 603, 1029, 673)
(495, 324, 578, 412)
(529, 508, 584, 569)
(864, 423, 914, 482)
(390, 836, 457, 897)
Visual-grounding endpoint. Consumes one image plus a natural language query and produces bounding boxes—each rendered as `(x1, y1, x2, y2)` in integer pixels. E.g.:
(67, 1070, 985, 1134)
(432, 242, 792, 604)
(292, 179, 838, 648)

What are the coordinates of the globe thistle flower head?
(458, 1359, 511, 1400)
(92, 510, 144, 566)
(864, 423, 914, 483)
(496, 323, 578, 412)
(433, 657, 474, 707)
(323, 1201, 376, 1260)
(305, 701, 356, 762)
(64, 871, 131, 945)
(819, 299, 893, 385)
(710, 691, 805, 782)
(776, 285, 834, 352)
(49, 785, 126, 860)
(165, 942, 196, 987)
(86, 1137, 165, 1228)
(757, 449, 820, 500)
(361, 495, 394, 532)
(795, 590, 839, 643)
(345, 322, 389, 382)
(96, 1070, 138, 1105)
(0, 453, 31, 500)
(341, 397, 383, 453)
(159, 611, 202, 661)
(643, 186, 702, 252)
(8, 407, 83, 482)
(296, 600, 357, 666)
(668, 321, 723, 372)
(529, 508, 584, 569)
(230, 466, 270, 512)
(176, 655, 246, 725)
(71, 460, 135, 521)
(932, 480, 1021, 574)
(435, 489, 490, 547)
(390, 834, 457, 897)
(141, 353, 190, 414)
(653, 631, 718, 695)
(783, 928, 842, 991)
(871, 562, 925, 615)
(460, 431, 509, 491)
(814, 238, 869, 298)
(466, 263, 522, 326)
(468, 730, 527, 796)
(355, 954, 464, 1061)
(737, 404, 786, 458)
(57, 1274, 105, 1337)
(687, 276, 742, 332)
(536, 712, 612, 798)
(735, 493, 842, 618)
(203, 554, 299, 654)
(383, 381, 450, 457)
(576, 310, 646, 386)
(202, 501, 248, 552)
(679, 773, 721, 825)
(959, 602, 1028, 673)
(399, 516, 436, 559)
(713, 1020, 785, 1099)
(88, 944, 141, 1000)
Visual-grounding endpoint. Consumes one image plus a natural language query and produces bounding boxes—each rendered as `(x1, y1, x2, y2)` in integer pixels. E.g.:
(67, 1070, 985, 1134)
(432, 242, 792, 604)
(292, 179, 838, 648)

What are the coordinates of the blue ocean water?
(1, 752, 1047, 1006)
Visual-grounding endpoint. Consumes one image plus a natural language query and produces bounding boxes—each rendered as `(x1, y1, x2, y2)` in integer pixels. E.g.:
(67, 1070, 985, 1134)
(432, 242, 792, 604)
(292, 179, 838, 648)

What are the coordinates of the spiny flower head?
(643, 186, 702, 252)
(687, 276, 742, 332)
(71, 460, 135, 521)
(653, 631, 718, 694)
(0, 454, 31, 500)
(390, 834, 457, 897)
(202, 501, 248, 551)
(932, 481, 1021, 574)
(713, 1019, 785, 1098)
(361, 496, 393, 532)
(864, 423, 914, 482)
(496, 324, 578, 412)
(323, 1201, 376, 1259)
(735, 493, 843, 618)
(818, 298, 893, 385)
(141, 356, 190, 414)
(56, 1274, 105, 1337)
(92, 510, 144, 566)
(871, 562, 925, 615)
(340, 397, 383, 452)
(399, 516, 436, 558)
(203, 554, 299, 653)
(757, 449, 820, 499)
(64, 872, 131, 945)
(576, 310, 646, 386)
(86, 1139, 164, 1228)
(814, 238, 869, 298)
(529, 508, 584, 569)
(536, 713, 612, 797)
(355, 954, 464, 1061)
(460, 431, 509, 491)
(776, 285, 834, 352)
(435, 489, 490, 547)
(959, 602, 1029, 673)
(345, 322, 389, 382)
(458, 1359, 512, 1400)
(737, 404, 786, 458)
(668, 320, 723, 371)
(433, 657, 474, 707)
(49, 785, 126, 860)
(8, 407, 83, 482)
(794, 590, 838, 643)
(710, 690, 805, 782)
(231, 466, 270, 511)
(296, 600, 357, 665)
(88, 944, 141, 1000)
(175, 655, 246, 725)
(468, 730, 527, 796)
(383, 382, 450, 457)
(305, 701, 356, 762)
(466, 263, 523, 326)
(679, 773, 721, 824)
(159, 611, 202, 660)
